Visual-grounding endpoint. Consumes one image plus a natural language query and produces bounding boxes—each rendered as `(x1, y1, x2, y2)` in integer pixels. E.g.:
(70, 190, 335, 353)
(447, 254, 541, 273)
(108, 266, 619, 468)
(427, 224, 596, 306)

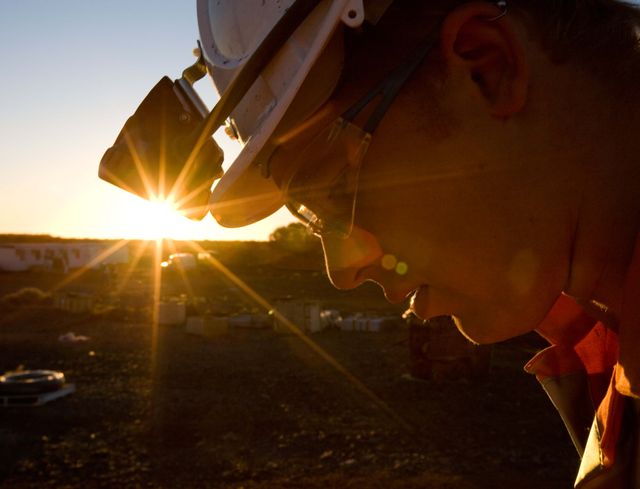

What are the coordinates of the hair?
(333, 0, 640, 140)
(509, 0, 640, 79)
(351, 0, 640, 84)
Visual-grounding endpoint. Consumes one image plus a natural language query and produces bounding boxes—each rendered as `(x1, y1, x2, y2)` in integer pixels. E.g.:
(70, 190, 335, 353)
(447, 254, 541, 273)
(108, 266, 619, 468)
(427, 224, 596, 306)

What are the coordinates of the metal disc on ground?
(0, 370, 66, 396)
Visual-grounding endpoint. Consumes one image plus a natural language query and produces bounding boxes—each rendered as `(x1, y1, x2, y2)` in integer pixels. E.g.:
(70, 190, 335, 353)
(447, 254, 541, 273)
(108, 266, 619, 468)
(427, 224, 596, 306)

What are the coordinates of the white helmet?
(199, 0, 394, 227)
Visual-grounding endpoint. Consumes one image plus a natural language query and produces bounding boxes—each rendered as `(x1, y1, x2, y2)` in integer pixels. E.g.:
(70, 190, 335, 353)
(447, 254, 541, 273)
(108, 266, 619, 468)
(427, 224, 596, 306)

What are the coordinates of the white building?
(0, 243, 128, 273)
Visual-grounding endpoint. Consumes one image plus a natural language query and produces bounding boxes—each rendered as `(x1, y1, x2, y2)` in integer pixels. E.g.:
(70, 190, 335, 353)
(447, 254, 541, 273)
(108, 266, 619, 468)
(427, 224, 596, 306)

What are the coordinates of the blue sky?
(0, 0, 294, 240)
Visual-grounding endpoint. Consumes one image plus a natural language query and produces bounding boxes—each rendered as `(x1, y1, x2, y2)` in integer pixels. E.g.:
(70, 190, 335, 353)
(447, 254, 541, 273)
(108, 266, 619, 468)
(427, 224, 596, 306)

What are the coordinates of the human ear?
(439, 2, 529, 118)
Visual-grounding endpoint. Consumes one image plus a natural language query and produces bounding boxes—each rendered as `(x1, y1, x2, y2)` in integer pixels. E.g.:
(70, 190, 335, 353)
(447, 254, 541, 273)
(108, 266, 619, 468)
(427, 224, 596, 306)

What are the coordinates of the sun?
(120, 195, 206, 241)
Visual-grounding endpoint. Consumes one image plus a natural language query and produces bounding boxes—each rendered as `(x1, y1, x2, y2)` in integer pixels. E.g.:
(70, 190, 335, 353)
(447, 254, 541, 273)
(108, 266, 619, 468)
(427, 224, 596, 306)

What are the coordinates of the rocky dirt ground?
(0, 264, 579, 488)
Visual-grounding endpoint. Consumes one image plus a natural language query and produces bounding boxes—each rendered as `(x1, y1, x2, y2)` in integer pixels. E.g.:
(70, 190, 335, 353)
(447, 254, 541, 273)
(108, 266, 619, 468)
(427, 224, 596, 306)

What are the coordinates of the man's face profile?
(271, 2, 574, 343)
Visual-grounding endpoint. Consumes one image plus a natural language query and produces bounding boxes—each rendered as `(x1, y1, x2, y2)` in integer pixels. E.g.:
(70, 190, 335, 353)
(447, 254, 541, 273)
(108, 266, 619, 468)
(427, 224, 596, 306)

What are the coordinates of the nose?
(321, 226, 383, 290)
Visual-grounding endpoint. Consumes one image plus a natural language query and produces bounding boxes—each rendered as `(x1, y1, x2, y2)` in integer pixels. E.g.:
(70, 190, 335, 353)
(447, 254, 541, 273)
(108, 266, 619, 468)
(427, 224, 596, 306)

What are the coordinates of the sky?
(0, 0, 295, 241)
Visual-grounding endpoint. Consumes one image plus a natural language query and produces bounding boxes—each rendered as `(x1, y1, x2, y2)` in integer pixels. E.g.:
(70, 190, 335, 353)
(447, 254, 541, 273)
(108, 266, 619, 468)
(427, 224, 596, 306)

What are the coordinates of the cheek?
(356, 169, 569, 331)
(355, 169, 477, 252)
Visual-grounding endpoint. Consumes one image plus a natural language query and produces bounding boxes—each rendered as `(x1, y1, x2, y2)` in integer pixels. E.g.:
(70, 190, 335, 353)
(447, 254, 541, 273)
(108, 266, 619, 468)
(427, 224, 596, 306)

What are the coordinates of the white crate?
(186, 316, 228, 337)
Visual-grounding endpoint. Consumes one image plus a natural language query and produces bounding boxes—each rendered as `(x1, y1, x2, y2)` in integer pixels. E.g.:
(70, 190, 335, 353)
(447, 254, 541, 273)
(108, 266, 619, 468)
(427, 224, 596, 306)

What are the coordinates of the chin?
(411, 286, 540, 344)
(452, 312, 536, 345)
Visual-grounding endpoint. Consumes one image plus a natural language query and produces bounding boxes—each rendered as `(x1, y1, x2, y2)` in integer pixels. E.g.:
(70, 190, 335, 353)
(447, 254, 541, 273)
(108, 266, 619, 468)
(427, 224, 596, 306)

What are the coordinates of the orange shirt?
(525, 236, 640, 487)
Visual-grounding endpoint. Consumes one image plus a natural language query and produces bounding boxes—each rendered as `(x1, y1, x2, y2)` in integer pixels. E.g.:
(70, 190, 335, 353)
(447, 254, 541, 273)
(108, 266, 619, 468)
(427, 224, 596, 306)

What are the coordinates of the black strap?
(342, 32, 438, 134)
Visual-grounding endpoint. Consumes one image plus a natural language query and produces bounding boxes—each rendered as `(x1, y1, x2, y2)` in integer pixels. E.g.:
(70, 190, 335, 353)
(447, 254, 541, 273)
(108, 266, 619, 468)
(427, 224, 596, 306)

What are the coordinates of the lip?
(355, 265, 421, 305)
(383, 287, 416, 305)
(380, 280, 426, 305)
(409, 285, 430, 318)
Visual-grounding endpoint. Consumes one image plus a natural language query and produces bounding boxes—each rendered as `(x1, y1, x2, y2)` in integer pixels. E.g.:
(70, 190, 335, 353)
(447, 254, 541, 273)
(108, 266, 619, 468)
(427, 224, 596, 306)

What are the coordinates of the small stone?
(320, 450, 333, 460)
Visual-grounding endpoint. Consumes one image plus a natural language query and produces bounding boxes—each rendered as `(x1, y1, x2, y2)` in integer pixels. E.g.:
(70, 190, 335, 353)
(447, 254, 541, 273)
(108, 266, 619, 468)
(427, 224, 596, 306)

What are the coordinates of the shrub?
(269, 223, 321, 254)
(1, 287, 51, 306)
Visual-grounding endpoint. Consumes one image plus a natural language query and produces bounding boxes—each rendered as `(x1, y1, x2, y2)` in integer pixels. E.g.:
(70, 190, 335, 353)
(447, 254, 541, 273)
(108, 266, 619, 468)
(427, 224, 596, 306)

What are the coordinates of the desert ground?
(0, 239, 578, 488)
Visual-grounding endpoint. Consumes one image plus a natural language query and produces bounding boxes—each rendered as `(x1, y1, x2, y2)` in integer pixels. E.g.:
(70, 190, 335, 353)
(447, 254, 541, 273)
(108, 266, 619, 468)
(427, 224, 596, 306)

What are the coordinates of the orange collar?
(524, 234, 640, 468)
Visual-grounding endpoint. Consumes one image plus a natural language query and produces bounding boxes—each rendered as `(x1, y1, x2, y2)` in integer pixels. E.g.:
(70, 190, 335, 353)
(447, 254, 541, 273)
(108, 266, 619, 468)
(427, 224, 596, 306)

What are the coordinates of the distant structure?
(0, 243, 128, 273)
(161, 252, 197, 272)
(273, 298, 322, 334)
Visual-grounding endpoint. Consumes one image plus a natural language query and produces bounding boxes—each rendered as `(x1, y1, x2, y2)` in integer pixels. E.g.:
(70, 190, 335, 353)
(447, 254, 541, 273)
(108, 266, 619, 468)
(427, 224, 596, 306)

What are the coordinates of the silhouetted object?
(406, 313, 492, 381)
(0, 369, 75, 407)
(99, 66, 223, 220)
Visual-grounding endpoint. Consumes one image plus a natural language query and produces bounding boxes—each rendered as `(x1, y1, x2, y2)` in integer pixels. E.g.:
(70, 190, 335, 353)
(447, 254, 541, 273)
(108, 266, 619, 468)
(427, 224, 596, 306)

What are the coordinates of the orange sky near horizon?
(0, 1, 294, 242)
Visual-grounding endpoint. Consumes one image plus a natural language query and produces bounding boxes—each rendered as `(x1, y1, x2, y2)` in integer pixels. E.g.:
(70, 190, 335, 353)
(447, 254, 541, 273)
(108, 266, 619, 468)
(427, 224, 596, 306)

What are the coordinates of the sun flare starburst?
(114, 194, 207, 242)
